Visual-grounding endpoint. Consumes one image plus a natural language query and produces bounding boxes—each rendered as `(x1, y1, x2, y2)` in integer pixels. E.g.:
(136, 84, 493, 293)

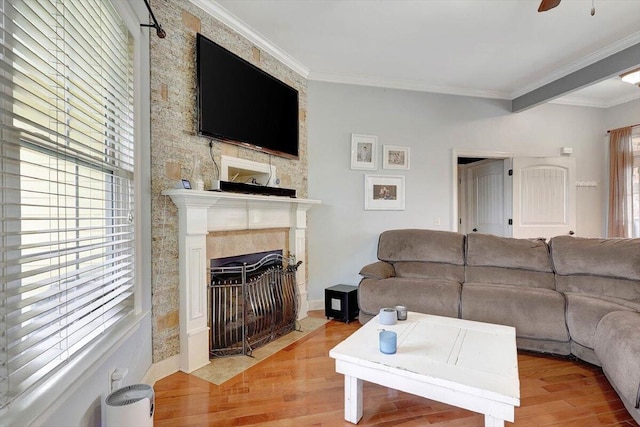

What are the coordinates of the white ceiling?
(206, 0, 640, 108)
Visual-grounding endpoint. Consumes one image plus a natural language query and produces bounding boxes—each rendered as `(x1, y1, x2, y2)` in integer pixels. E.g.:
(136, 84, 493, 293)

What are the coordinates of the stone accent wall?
(150, 0, 308, 362)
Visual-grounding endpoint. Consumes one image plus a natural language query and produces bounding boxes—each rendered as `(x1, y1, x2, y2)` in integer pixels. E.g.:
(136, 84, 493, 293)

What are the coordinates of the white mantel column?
(291, 202, 314, 319)
(171, 196, 215, 373)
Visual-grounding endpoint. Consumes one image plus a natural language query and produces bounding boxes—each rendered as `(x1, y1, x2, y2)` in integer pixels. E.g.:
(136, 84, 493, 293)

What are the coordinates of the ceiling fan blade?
(538, 0, 561, 12)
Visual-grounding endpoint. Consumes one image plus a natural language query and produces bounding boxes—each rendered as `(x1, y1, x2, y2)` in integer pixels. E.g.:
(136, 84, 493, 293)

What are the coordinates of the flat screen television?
(197, 33, 299, 159)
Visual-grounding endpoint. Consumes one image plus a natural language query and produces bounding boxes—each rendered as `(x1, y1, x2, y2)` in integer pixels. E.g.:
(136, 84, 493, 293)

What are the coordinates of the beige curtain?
(607, 127, 633, 237)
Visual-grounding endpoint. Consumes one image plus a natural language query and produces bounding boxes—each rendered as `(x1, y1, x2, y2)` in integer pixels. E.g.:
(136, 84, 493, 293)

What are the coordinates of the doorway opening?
(452, 149, 513, 237)
(452, 149, 576, 239)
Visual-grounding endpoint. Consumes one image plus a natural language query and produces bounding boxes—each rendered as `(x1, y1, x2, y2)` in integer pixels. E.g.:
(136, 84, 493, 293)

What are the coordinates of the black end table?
(325, 284, 359, 323)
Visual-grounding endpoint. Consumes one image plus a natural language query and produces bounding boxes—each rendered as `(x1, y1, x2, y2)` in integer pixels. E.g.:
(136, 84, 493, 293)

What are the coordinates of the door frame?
(459, 158, 508, 236)
(451, 148, 514, 234)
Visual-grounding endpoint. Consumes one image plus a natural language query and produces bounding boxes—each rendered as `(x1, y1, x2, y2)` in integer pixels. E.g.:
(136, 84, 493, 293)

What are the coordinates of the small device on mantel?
(210, 180, 296, 198)
(175, 179, 191, 189)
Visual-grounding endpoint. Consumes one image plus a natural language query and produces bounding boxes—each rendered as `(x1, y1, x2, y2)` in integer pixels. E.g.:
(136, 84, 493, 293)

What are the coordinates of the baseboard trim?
(143, 354, 180, 385)
(308, 298, 324, 311)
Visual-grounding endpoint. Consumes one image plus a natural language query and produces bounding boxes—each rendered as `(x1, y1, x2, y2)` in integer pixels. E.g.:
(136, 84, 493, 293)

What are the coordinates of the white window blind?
(0, 0, 135, 409)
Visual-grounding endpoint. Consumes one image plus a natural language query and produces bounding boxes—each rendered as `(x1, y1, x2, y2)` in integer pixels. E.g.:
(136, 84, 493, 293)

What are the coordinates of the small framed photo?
(351, 134, 377, 170)
(383, 145, 410, 170)
(364, 174, 405, 210)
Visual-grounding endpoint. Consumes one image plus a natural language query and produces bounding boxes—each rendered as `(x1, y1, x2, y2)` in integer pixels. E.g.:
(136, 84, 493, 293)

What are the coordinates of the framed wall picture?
(364, 174, 405, 210)
(351, 134, 378, 170)
(383, 145, 410, 170)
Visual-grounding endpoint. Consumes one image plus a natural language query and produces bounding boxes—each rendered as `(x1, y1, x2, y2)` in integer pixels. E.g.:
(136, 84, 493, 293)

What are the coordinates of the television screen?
(197, 33, 299, 159)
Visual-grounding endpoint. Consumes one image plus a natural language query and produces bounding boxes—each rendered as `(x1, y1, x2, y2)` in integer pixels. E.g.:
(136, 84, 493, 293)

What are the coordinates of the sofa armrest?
(359, 261, 395, 280)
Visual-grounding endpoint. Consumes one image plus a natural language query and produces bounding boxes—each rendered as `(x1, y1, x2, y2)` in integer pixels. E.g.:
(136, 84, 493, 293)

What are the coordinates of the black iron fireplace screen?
(208, 253, 301, 357)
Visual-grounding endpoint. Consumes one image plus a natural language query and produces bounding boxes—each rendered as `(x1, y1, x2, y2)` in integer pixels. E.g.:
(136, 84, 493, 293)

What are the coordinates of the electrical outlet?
(110, 368, 128, 393)
(434, 217, 441, 226)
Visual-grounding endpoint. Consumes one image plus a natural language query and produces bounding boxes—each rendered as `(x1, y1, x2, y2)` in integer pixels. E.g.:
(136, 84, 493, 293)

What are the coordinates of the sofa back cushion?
(465, 233, 554, 288)
(465, 266, 555, 289)
(556, 276, 640, 301)
(377, 229, 465, 282)
(378, 229, 465, 265)
(550, 236, 640, 300)
(394, 261, 465, 282)
(550, 236, 640, 280)
(466, 233, 553, 271)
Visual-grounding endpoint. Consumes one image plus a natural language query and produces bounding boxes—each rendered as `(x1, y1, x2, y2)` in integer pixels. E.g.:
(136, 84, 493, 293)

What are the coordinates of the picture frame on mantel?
(364, 174, 405, 210)
(351, 134, 378, 170)
(383, 145, 410, 170)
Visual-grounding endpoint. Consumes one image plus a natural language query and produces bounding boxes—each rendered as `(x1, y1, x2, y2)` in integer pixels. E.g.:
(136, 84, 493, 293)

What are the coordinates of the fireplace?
(209, 250, 300, 357)
(163, 188, 319, 373)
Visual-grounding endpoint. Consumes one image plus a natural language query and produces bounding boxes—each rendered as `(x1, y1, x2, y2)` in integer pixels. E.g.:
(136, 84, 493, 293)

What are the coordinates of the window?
(0, 0, 135, 411)
(632, 128, 640, 237)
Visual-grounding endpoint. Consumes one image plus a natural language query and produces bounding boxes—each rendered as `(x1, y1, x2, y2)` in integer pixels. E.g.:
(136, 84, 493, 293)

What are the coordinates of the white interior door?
(467, 159, 508, 236)
(512, 157, 576, 239)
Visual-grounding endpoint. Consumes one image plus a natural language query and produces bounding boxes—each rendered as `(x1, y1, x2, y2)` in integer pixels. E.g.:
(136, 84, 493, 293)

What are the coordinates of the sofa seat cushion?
(594, 311, 640, 424)
(550, 236, 640, 281)
(394, 261, 465, 282)
(466, 233, 552, 272)
(377, 229, 465, 265)
(565, 293, 637, 351)
(461, 283, 569, 343)
(358, 277, 461, 319)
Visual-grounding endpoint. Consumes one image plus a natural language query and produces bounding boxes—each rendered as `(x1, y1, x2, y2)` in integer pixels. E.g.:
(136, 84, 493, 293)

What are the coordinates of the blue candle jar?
(379, 330, 397, 354)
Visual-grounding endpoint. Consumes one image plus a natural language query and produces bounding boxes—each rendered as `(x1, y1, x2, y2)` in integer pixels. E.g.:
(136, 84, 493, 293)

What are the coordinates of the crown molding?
(551, 91, 640, 109)
(549, 95, 609, 108)
(606, 92, 640, 108)
(189, 0, 310, 78)
(511, 32, 640, 99)
(309, 71, 510, 100)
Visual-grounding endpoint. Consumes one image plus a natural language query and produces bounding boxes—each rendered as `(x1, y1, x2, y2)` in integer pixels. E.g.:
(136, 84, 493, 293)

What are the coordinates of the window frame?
(0, 0, 151, 424)
(631, 128, 640, 238)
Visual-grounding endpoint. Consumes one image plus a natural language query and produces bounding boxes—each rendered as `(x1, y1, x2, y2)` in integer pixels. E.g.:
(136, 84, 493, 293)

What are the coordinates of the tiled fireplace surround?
(163, 189, 319, 373)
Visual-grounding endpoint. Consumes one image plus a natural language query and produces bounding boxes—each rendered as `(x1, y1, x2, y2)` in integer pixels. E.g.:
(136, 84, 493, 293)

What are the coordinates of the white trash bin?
(105, 384, 154, 427)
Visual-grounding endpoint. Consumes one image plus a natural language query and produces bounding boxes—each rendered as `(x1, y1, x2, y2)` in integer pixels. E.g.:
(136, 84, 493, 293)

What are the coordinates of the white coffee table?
(329, 312, 520, 426)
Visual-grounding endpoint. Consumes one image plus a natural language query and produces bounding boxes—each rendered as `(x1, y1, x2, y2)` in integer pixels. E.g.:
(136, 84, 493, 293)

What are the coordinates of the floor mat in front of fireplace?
(191, 316, 329, 385)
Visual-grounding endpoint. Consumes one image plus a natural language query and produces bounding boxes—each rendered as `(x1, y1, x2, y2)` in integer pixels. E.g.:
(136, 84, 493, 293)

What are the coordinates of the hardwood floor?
(154, 312, 639, 426)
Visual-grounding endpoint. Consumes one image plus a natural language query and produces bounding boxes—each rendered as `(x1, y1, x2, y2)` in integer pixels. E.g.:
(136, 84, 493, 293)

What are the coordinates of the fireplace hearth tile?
(191, 316, 328, 385)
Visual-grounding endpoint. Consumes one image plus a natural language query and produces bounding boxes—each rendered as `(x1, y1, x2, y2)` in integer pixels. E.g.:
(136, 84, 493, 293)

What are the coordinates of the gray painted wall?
(604, 98, 640, 130)
(41, 320, 153, 427)
(306, 81, 628, 304)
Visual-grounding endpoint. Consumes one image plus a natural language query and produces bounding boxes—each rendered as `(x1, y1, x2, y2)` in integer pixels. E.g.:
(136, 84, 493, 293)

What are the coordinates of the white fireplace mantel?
(162, 189, 320, 373)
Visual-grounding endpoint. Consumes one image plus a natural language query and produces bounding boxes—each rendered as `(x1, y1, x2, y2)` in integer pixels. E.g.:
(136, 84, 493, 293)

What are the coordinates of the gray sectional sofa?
(358, 229, 640, 423)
